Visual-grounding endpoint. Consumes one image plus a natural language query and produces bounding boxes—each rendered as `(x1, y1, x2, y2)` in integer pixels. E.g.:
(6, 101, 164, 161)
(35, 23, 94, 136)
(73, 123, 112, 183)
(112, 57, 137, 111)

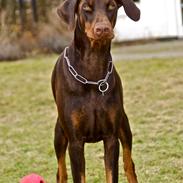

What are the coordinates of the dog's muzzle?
(93, 22, 114, 40)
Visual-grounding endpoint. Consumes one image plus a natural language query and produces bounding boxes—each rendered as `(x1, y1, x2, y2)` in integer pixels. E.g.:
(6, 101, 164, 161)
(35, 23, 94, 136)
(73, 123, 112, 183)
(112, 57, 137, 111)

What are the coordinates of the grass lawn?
(0, 54, 183, 183)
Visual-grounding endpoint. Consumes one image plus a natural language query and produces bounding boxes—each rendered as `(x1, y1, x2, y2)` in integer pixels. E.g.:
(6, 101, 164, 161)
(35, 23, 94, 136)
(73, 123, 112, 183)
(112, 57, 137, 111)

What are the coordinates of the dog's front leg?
(119, 113, 138, 183)
(104, 137, 119, 183)
(69, 141, 86, 183)
(54, 118, 68, 183)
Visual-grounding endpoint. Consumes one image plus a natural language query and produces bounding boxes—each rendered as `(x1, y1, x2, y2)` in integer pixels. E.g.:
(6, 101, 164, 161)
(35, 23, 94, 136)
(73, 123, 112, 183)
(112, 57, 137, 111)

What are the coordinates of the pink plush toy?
(20, 173, 45, 183)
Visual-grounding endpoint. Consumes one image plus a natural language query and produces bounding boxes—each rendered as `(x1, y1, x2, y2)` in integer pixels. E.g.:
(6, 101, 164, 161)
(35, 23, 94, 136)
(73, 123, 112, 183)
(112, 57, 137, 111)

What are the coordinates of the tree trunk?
(19, 0, 26, 30)
(39, 0, 48, 22)
(6, 0, 16, 24)
(31, 0, 38, 23)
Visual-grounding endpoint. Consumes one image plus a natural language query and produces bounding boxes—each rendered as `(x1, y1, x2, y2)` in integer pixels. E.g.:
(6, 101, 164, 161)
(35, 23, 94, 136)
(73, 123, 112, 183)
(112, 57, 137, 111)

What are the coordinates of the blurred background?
(0, 0, 183, 183)
(115, 0, 183, 41)
(0, 0, 71, 61)
(0, 0, 183, 61)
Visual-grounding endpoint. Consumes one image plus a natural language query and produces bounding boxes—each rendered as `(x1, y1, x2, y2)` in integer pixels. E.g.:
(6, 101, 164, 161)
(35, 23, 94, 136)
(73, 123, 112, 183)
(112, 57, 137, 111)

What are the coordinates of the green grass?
(0, 55, 183, 183)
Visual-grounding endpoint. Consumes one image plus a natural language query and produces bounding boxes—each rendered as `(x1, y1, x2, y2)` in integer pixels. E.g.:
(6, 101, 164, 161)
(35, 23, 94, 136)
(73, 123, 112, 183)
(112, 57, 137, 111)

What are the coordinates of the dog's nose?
(95, 26, 103, 37)
(104, 27, 110, 34)
(94, 23, 112, 38)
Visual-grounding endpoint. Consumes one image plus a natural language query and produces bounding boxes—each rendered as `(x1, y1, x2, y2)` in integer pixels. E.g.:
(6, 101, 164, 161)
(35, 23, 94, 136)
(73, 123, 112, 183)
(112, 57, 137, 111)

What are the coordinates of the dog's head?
(57, 0, 140, 42)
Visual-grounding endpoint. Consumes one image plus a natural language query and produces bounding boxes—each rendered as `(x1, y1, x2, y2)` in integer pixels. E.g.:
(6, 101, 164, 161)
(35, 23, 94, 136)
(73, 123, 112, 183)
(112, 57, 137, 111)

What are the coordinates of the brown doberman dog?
(51, 0, 140, 182)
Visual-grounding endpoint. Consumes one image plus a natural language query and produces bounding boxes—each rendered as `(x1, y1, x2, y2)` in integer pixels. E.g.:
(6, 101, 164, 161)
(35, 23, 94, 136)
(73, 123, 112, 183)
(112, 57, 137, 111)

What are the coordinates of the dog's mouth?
(88, 37, 113, 48)
(87, 33, 114, 42)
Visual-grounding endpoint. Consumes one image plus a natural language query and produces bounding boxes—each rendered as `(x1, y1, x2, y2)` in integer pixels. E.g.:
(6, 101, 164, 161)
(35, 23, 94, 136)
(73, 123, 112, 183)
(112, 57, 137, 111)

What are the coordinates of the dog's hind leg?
(103, 137, 119, 183)
(54, 118, 68, 183)
(119, 113, 138, 183)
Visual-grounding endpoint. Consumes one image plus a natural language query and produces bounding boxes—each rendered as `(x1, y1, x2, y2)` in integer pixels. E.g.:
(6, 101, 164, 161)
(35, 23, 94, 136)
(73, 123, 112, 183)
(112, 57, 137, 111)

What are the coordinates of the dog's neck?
(69, 22, 112, 81)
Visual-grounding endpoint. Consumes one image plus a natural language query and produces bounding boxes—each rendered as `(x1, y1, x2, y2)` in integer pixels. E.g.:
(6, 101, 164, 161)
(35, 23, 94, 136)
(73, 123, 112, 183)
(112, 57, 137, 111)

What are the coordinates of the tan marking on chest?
(71, 110, 85, 128)
(108, 106, 117, 124)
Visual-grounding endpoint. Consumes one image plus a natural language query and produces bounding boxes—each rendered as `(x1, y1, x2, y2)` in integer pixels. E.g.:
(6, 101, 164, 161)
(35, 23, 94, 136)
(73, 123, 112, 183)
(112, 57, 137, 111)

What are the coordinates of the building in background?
(115, 0, 183, 41)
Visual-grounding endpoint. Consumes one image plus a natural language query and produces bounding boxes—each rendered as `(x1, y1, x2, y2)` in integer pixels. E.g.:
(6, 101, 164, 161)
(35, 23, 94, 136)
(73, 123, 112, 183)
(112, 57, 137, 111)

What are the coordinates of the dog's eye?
(108, 2, 116, 11)
(83, 3, 93, 12)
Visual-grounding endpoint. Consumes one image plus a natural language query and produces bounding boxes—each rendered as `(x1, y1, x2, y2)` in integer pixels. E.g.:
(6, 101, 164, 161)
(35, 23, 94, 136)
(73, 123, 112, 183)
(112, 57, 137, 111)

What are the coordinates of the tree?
(31, 0, 38, 23)
(19, 0, 27, 30)
(6, 0, 16, 24)
(0, 0, 6, 29)
(38, 0, 48, 22)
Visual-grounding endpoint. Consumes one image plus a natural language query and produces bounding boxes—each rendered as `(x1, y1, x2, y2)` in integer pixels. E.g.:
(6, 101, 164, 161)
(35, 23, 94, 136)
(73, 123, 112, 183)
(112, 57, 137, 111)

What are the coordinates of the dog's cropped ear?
(117, 0, 140, 21)
(57, 0, 78, 30)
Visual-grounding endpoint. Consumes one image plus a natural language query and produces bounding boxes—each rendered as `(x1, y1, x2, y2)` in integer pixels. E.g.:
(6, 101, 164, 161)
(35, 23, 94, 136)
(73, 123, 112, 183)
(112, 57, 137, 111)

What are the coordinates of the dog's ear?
(57, 0, 78, 30)
(116, 0, 140, 21)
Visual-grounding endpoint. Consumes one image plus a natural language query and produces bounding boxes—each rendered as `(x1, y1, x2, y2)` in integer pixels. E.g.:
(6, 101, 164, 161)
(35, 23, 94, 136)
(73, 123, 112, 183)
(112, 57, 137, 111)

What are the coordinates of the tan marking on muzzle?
(85, 12, 114, 41)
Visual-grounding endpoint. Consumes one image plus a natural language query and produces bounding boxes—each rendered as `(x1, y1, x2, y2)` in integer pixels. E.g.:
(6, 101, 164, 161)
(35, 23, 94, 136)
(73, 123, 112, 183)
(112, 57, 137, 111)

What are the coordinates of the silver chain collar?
(64, 47, 113, 96)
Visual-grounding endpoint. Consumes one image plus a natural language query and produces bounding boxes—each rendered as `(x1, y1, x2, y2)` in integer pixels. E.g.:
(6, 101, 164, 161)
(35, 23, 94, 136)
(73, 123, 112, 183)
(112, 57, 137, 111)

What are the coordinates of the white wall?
(114, 0, 183, 41)
(176, 0, 183, 37)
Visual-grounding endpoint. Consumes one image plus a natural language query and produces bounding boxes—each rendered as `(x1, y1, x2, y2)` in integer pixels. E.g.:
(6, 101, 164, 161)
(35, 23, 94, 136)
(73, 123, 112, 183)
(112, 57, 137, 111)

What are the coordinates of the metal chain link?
(64, 47, 113, 95)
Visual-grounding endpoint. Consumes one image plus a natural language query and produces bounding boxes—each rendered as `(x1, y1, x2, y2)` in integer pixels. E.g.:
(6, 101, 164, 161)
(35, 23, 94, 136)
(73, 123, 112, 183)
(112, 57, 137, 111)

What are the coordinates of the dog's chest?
(69, 92, 121, 142)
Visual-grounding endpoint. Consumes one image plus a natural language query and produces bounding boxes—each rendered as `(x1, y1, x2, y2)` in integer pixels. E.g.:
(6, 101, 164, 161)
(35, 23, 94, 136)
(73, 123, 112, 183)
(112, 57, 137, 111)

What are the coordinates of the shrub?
(38, 25, 70, 54)
(37, 10, 72, 54)
(0, 39, 24, 61)
(0, 8, 72, 61)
